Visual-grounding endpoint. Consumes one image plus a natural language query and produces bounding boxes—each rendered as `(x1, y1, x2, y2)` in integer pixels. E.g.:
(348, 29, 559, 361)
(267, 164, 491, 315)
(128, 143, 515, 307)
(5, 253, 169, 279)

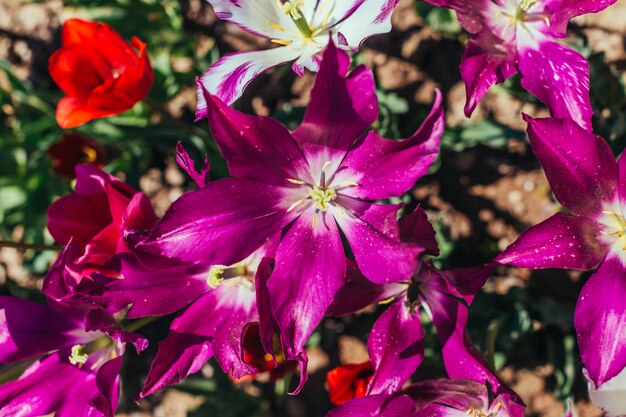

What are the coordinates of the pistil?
(207, 264, 250, 288)
(278, 0, 312, 38)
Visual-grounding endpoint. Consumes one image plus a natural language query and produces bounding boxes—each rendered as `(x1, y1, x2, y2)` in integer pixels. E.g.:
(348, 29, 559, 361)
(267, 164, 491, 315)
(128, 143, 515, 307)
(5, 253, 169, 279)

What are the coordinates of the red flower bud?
(49, 19, 153, 128)
(46, 133, 106, 178)
(326, 361, 374, 405)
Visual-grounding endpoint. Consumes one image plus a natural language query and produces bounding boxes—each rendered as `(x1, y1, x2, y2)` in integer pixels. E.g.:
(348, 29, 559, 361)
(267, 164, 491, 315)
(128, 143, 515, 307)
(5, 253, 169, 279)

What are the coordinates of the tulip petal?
(268, 209, 346, 392)
(49, 46, 111, 101)
(141, 284, 257, 396)
(338, 90, 445, 200)
(142, 178, 288, 267)
(0, 296, 85, 363)
(421, 0, 488, 33)
(494, 212, 607, 270)
(0, 352, 96, 417)
(399, 206, 439, 256)
(208, 0, 297, 39)
(327, 262, 405, 317)
(335, 198, 419, 283)
(519, 41, 593, 130)
(327, 393, 418, 417)
(92, 252, 209, 318)
(90, 355, 123, 417)
(334, 0, 398, 49)
(461, 32, 517, 117)
(539, 0, 618, 36)
(367, 300, 424, 395)
(199, 83, 311, 185)
(340, 90, 443, 200)
(197, 47, 301, 108)
(575, 257, 626, 386)
(292, 42, 378, 152)
(175, 142, 210, 188)
(524, 116, 618, 215)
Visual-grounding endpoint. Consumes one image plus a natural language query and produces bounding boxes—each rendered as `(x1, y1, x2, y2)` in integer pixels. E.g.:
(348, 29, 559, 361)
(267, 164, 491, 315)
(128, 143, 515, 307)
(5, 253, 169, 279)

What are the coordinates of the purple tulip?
(0, 296, 145, 417)
(139, 41, 444, 389)
(424, 0, 617, 129)
(196, 0, 399, 107)
(329, 207, 515, 398)
(326, 378, 525, 417)
(491, 115, 626, 388)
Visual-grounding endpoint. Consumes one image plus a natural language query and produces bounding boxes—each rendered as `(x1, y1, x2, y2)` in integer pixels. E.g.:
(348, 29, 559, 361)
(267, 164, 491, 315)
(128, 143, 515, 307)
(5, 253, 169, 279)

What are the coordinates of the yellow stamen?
(378, 296, 396, 305)
(321, 160, 332, 172)
(267, 21, 285, 32)
(337, 181, 359, 188)
(287, 178, 305, 185)
(312, 212, 318, 228)
(287, 198, 305, 213)
(271, 39, 293, 46)
(82, 146, 98, 162)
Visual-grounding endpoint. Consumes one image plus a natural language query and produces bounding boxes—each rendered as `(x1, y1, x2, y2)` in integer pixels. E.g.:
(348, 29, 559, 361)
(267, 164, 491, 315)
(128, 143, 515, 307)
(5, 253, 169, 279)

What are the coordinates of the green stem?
(292, 10, 312, 37)
(0, 361, 31, 384)
(0, 240, 63, 252)
(125, 315, 160, 333)
(485, 319, 501, 370)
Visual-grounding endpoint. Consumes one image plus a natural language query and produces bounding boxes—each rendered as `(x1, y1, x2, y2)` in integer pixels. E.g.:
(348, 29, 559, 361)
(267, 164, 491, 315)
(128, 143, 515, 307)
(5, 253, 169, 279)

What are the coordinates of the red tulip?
(49, 19, 153, 128)
(326, 361, 374, 405)
(47, 133, 106, 178)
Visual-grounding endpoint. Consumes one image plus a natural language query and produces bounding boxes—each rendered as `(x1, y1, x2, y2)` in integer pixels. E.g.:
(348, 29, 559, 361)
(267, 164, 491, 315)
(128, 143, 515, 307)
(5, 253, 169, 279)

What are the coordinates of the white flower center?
(269, 0, 335, 48)
(285, 160, 358, 228)
(466, 401, 503, 417)
(598, 200, 626, 262)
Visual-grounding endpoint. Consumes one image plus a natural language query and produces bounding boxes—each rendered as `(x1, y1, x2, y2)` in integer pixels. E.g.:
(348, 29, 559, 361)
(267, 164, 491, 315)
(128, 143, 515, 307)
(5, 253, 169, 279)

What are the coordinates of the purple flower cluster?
(2, 0, 623, 416)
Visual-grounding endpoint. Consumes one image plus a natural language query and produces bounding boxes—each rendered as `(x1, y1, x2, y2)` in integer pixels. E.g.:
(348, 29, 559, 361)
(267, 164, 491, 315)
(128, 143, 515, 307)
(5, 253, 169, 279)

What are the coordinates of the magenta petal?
(210, 285, 258, 379)
(47, 190, 112, 248)
(519, 41, 593, 130)
(84, 309, 148, 353)
(142, 178, 287, 266)
(0, 296, 84, 363)
(141, 331, 213, 397)
(399, 206, 439, 257)
(200, 85, 311, 185)
(292, 42, 378, 151)
(367, 300, 424, 395)
(327, 393, 417, 417)
(268, 210, 346, 390)
(336, 198, 419, 283)
(176, 141, 210, 188)
(436, 296, 517, 399)
(618, 153, 626, 203)
(141, 285, 257, 396)
(0, 352, 95, 417)
(461, 32, 517, 117)
(540, 0, 618, 36)
(421, 0, 486, 33)
(327, 262, 405, 317)
(95, 252, 208, 318)
(255, 257, 279, 358)
(90, 355, 123, 417)
(575, 257, 626, 386)
(494, 212, 607, 270)
(340, 90, 443, 200)
(525, 116, 618, 215)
